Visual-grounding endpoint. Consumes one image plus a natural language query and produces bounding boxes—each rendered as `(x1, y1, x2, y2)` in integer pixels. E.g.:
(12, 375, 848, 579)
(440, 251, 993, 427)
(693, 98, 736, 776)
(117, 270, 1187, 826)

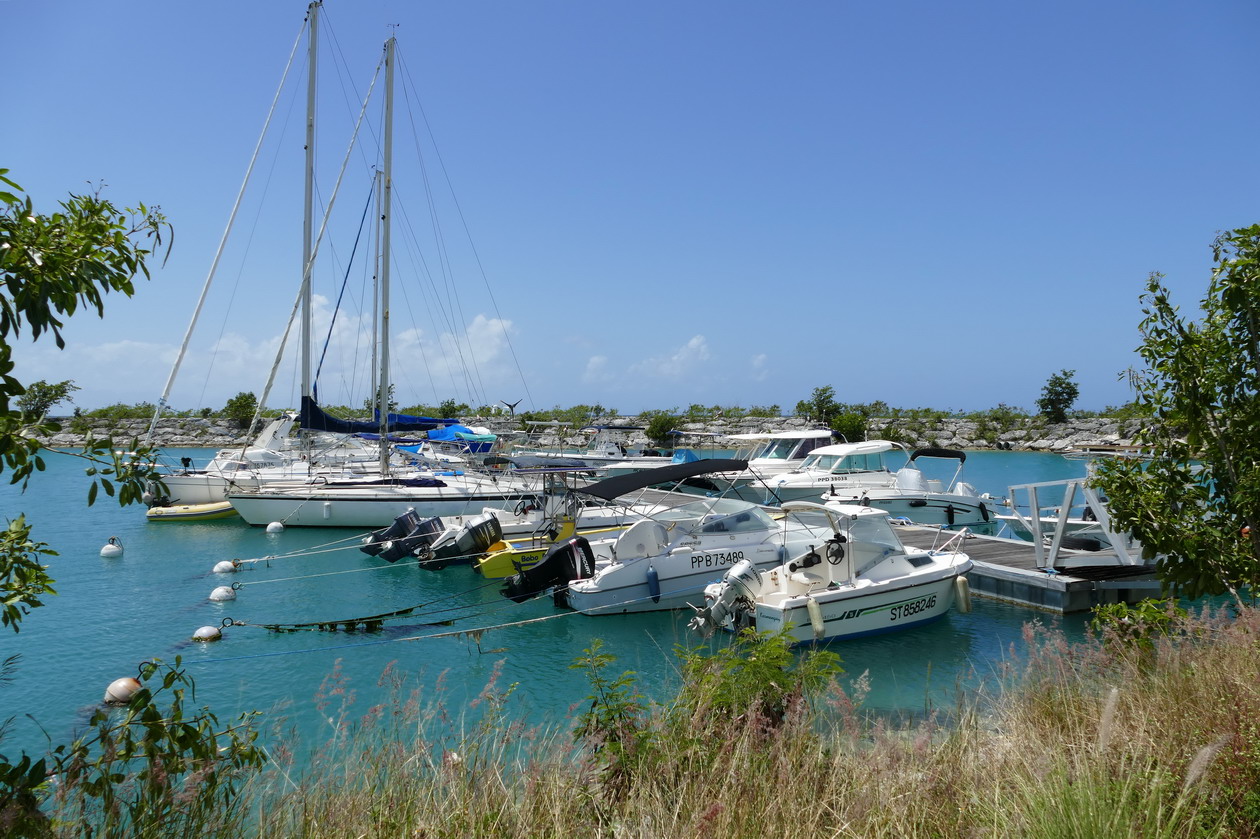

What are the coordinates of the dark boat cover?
(573, 458, 748, 502)
(909, 447, 967, 463)
(300, 396, 455, 434)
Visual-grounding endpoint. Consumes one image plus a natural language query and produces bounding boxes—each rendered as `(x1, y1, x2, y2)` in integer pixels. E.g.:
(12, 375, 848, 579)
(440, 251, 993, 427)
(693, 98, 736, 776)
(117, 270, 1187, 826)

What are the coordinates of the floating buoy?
(192, 625, 222, 642)
(954, 575, 972, 613)
(209, 585, 237, 602)
(212, 559, 240, 574)
(806, 596, 825, 640)
(266, 521, 285, 533)
(104, 676, 141, 705)
(100, 537, 123, 558)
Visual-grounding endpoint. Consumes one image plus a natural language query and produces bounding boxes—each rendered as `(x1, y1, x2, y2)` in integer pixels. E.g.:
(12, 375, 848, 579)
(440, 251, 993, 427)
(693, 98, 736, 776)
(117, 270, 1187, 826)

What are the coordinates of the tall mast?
(301, 1, 319, 407)
(377, 36, 395, 476)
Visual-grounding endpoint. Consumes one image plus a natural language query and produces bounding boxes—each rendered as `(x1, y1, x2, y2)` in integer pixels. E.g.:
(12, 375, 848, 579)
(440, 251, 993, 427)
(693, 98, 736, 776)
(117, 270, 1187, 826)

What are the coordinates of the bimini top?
(727, 428, 834, 441)
(909, 446, 967, 463)
(803, 440, 901, 459)
(574, 458, 748, 502)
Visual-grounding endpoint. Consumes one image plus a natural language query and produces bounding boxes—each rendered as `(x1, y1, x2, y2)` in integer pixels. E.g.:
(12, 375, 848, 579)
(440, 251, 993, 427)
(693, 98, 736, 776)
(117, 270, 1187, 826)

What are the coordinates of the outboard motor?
(502, 536, 596, 604)
(424, 514, 504, 571)
(688, 559, 762, 637)
(378, 515, 445, 563)
(360, 509, 423, 557)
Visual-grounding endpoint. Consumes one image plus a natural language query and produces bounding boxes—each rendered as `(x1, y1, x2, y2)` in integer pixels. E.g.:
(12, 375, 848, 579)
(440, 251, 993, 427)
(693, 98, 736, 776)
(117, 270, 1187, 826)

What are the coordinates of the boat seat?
(789, 570, 828, 591)
(613, 519, 668, 560)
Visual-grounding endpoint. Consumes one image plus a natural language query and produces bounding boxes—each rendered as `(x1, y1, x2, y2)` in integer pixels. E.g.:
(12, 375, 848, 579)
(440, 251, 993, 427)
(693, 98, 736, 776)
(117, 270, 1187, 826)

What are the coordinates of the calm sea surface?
(1, 448, 1093, 760)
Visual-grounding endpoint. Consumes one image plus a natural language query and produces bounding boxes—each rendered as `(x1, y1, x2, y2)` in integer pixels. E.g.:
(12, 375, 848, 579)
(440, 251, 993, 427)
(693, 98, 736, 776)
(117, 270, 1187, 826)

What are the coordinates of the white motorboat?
(738, 439, 900, 505)
(509, 423, 673, 470)
(813, 445, 1006, 527)
(689, 501, 973, 644)
(667, 428, 836, 497)
(500, 458, 837, 614)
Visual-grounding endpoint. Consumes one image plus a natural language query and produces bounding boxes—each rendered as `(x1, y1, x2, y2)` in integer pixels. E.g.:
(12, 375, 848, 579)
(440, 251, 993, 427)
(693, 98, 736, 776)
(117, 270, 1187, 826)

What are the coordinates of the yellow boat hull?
(475, 523, 625, 578)
(146, 501, 239, 522)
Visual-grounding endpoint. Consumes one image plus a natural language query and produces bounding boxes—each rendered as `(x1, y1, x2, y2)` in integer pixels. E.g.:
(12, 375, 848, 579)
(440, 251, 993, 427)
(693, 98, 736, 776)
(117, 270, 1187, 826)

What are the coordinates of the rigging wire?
(398, 48, 536, 411)
(314, 180, 376, 387)
(145, 13, 307, 433)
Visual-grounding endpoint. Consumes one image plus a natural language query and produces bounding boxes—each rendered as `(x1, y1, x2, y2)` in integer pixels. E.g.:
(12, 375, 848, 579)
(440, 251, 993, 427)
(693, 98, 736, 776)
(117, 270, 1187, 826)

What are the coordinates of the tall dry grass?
(60, 602, 1260, 838)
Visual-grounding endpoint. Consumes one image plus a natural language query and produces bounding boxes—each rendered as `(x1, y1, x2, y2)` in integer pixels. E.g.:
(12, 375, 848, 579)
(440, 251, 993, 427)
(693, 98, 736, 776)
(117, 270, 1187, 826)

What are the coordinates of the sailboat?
(226, 20, 540, 528)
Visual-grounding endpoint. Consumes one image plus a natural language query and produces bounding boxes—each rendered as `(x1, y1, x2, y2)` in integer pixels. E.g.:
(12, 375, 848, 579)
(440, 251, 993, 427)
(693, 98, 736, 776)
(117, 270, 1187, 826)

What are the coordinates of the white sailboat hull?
(228, 479, 537, 528)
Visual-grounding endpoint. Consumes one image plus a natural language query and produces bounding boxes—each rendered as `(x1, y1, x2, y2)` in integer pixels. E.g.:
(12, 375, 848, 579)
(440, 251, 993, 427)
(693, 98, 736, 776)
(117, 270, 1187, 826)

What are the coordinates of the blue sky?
(6, 0, 1258, 416)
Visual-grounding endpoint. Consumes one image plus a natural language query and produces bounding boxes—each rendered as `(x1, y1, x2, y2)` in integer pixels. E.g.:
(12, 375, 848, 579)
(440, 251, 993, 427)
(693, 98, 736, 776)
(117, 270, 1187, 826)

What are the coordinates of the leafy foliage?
(673, 629, 840, 732)
(36, 659, 265, 838)
(642, 411, 680, 448)
(1036, 369, 1079, 423)
(569, 640, 652, 800)
(14, 379, 78, 421)
(0, 172, 264, 833)
(1090, 598, 1188, 653)
(1093, 225, 1260, 599)
(221, 391, 257, 430)
(0, 517, 55, 634)
(794, 387, 890, 442)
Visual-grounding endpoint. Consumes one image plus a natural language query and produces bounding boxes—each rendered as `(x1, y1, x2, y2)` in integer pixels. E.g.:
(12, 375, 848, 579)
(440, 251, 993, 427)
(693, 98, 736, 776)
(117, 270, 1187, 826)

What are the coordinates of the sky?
(5, 0, 1259, 417)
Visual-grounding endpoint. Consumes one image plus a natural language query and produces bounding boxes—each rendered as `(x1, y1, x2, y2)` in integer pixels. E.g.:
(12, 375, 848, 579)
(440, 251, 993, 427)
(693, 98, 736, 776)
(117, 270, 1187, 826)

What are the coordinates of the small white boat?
(816, 446, 1005, 527)
(145, 500, 239, 522)
(689, 501, 972, 644)
(501, 459, 837, 615)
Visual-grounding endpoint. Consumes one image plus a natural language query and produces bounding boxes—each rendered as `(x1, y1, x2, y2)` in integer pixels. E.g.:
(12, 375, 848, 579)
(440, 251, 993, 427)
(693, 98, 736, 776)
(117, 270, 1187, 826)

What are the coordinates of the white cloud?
(629, 335, 711, 379)
(749, 353, 769, 382)
(582, 355, 612, 384)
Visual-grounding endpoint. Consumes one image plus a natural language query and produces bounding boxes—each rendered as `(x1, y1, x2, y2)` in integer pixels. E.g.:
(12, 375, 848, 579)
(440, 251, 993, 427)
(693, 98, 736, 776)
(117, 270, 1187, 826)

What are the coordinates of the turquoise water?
(0, 448, 1091, 760)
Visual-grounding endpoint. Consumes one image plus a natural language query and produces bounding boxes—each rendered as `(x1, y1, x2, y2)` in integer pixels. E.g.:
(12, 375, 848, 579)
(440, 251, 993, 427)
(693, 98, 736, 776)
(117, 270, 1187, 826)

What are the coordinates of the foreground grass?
(44, 603, 1260, 837)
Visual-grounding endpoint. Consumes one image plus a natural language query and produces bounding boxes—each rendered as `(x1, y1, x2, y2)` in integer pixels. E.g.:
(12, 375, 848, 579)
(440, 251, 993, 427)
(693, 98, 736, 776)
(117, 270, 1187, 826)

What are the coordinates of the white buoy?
(266, 521, 285, 533)
(209, 585, 236, 602)
(192, 625, 223, 642)
(104, 676, 141, 705)
(212, 559, 240, 574)
(100, 537, 123, 558)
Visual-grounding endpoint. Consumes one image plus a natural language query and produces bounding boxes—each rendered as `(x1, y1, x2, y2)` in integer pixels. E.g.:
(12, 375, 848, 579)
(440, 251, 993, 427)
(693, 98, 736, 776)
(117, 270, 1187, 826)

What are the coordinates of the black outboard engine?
(502, 536, 596, 604)
(425, 515, 505, 571)
(360, 509, 424, 557)
(378, 515, 445, 563)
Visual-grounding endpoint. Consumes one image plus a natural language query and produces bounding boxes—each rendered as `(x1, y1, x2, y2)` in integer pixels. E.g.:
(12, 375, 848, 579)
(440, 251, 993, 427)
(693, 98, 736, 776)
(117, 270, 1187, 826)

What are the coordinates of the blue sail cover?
(299, 396, 456, 434)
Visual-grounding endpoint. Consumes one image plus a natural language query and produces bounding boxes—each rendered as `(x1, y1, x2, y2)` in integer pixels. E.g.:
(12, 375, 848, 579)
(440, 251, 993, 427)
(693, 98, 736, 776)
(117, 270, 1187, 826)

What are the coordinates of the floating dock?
(895, 525, 1161, 613)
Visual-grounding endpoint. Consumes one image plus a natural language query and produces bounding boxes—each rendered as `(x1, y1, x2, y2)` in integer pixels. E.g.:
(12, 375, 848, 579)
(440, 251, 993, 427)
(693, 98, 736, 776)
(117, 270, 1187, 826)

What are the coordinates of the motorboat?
(816, 446, 1006, 527)
(666, 428, 836, 498)
(473, 460, 736, 578)
(739, 439, 901, 505)
(689, 501, 973, 644)
(509, 423, 672, 469)
(500, 458, 838, 614)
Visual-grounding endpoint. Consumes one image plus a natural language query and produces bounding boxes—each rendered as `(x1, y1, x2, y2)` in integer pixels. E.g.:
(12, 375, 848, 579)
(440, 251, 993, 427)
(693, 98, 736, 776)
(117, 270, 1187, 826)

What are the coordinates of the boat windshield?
(752, 438, 799, 460)
(802, 452, 888, 474)
(656, 498, 775, 533)
(846, 514, 903, 554)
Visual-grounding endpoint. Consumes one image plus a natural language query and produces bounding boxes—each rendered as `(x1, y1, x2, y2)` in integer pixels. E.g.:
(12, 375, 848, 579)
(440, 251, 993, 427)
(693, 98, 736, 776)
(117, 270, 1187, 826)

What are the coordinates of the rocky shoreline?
(42, 414, 1140, 453)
